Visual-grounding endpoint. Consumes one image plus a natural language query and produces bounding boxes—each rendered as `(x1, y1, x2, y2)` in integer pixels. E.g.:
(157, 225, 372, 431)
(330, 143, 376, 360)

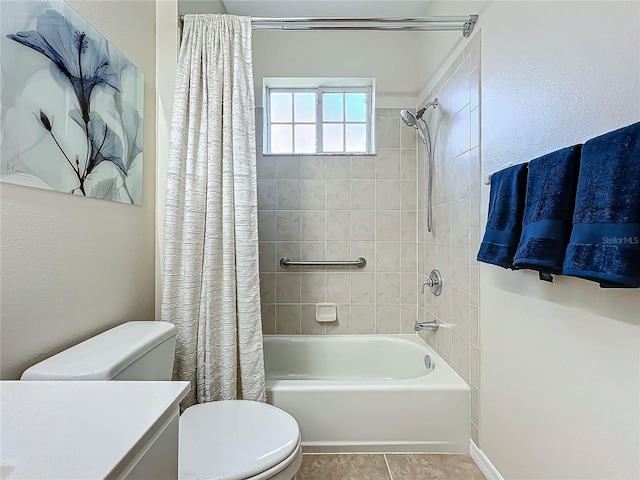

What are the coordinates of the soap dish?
(315, 303, 337, 322)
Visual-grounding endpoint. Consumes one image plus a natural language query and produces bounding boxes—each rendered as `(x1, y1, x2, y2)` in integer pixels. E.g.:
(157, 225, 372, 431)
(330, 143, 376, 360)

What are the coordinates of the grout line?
(383, 453, 393, 480)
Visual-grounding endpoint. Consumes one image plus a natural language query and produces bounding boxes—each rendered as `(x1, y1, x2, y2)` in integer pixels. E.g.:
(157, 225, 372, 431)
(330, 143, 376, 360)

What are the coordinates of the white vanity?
(1, 381, 189, 479)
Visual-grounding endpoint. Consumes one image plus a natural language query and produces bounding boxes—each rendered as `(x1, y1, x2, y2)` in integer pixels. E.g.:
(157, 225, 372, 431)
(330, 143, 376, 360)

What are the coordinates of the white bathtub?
(263, 334, 470, 453)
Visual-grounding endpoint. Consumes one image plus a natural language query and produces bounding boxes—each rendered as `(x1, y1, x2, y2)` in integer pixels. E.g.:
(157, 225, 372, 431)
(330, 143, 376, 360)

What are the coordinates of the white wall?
(423, 1, 640, 479)
(0, 0, 157, 380)
(251, 30, 420, 108)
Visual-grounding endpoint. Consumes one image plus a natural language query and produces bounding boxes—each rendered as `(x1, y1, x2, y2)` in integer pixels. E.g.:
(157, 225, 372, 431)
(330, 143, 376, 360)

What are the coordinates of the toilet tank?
(21, 321, 177, 381)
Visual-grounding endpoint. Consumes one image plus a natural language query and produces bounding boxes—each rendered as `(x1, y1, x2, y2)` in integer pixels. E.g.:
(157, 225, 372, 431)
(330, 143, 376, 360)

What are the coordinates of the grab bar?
(279, 257, 367, 268)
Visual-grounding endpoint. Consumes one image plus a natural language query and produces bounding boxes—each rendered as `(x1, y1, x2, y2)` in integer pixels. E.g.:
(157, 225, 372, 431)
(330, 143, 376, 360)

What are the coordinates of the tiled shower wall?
(417, 33, 481, 445)
(256, 108, 419, 335)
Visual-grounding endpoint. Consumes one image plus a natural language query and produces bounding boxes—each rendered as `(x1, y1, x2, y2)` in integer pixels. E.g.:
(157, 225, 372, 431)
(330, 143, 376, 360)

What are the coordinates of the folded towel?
(513, 145, 582, 274)
(477, 163, 528, 269)
(563, 122, 640, 288)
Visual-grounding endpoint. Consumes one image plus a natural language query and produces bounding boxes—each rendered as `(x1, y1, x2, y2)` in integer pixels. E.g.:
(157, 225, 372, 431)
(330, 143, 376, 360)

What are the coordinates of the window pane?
(270, 92, 292, 122)
(345, 93, 367, 122)
(322, 93, 343, 122)
(323, 124, 344, 152)
(294, 92, 315, 122)
(294, 125, 316, 154)
(271, 124, 293, 153)
(346, 124, 367, 152)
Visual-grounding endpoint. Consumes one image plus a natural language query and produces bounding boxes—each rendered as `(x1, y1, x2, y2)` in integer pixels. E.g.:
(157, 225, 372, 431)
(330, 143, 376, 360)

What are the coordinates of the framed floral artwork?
(1, 0, 144, 205)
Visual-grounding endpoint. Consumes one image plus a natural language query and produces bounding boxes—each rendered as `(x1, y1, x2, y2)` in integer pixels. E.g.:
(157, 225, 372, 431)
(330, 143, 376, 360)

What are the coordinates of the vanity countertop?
(1, 381, 190, 479)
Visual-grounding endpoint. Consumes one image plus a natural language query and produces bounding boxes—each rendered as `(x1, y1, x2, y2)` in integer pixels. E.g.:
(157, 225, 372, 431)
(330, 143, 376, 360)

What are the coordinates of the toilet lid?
(179, 400, 300, 480)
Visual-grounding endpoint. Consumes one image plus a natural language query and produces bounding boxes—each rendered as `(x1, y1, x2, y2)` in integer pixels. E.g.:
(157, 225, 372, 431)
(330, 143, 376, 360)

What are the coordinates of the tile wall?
(255, 108, 419, 335)
(416, 33, 481, 445)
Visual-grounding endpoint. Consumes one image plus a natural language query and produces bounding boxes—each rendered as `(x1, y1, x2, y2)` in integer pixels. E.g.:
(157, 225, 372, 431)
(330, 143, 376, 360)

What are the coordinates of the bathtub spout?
(414, 320, 439, 332)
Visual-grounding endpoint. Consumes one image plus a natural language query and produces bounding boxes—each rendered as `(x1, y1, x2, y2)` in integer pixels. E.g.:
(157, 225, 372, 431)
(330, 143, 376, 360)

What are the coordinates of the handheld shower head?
(401, 109, 426, 147)
(400, 109, 419, 129)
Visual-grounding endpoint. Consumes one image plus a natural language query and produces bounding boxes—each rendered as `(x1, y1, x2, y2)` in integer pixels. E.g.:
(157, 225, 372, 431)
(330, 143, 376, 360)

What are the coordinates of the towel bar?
(279, 257, 367, 268)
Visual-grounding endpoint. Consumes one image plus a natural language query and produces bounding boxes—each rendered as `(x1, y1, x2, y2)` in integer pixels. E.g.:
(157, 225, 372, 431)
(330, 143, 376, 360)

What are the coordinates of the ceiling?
(221, 0, 430, 18)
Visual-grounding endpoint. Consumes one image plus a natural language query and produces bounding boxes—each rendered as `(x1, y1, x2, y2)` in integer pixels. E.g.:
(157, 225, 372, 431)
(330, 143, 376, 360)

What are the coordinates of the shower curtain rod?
(179, 15, 479, 37)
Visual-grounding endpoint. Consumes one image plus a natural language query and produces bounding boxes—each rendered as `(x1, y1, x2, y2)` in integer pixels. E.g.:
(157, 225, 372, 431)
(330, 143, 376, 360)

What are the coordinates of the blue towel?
(477, 164, 528, 269)
(513, 145, 582, 274)
(563, 122, 640, 288)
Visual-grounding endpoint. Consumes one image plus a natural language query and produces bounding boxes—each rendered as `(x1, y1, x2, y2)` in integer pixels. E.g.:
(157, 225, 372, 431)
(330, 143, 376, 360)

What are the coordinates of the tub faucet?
(414, 319, 439, 332)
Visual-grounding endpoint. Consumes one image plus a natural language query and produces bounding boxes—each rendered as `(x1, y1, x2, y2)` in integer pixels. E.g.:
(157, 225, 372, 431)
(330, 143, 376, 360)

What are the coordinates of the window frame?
(264, 86, 374, 156)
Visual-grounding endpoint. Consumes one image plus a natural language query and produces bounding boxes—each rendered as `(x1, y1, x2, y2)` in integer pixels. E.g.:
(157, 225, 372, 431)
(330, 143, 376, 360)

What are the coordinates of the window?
(264, 86, 374, 155)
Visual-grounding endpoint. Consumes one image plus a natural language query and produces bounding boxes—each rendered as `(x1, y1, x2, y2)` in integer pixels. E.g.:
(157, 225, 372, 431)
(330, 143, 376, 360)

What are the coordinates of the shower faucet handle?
(421, 269, 443, 296)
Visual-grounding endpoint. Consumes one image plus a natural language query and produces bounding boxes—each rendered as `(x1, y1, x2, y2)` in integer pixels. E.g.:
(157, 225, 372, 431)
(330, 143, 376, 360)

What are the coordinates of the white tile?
(401, 180, 417, 210)
(400, 304, 418, 333)
(375, 305, 400, 333)
(376, 211, 401, 241)
(326, 241, 350, 259)
(275, 211, 301, 241)
(275, 304, 300, 334)
(452, 288, 470, 339)
(351, 156, 375, 179)
(261, 304, 276, 334)
(376, 273, 401, 304)
(326, 273, 351, 304)
(351, 211, 376, 241)
(302, 156, 326, 179)
(375, 180, 401, 210)
(300, 272, 326, 303)
(326, 157, 351, 178)
(375, 149, 401, 179)
(450, 151, 470, 202)
(451, 245, 470, 292)
(400, 149, 417, 179)
(257, 179, 277, 210)
(351, 305, 376, 333)
(276, 156, 301, 179)
(259, 242, 276, 273)
(375, 242, 401, 272)
(301, 211, 326, 241)
(401, 273, 418, 305)
(301, 179, 326, 210)
(326, 179, 350, 210)
(451, 199, 470, 245)
(258, 211, 277, 242)
(276, 272, 301, 303)
(276, 179, 301, 210)
(401, 211, 417, 243)
(376, 117, 400, 148)
(451, 330, 470, 383)
(434, 163, 450, 206)
(259, 273, 276, 304)
(326, 210, 350, 241)
(451, 105, 471, 159)
(351, 180, 376, 210)
(351, 272, 376, 303)
(301, 305, 326, 334)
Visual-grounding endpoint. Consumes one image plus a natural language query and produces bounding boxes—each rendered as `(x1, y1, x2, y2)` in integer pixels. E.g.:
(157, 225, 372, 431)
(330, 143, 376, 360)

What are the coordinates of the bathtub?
(263, 334, 470, 453)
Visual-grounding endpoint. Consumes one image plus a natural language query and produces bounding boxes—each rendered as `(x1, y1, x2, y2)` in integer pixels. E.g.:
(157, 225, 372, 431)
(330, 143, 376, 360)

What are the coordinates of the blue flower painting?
(1, 0, 143, 204)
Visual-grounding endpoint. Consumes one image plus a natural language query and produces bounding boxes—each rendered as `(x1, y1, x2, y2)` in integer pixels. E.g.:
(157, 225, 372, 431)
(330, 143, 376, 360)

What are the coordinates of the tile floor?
(296, 453, 486, 480)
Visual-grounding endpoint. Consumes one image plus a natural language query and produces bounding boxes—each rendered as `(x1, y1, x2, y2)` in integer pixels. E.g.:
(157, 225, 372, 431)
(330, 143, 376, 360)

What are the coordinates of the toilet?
(20, 321, 302, 480)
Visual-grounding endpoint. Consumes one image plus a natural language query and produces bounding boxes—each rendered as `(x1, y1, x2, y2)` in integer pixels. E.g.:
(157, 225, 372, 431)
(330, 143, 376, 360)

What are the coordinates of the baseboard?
(469, 440, 504, 480)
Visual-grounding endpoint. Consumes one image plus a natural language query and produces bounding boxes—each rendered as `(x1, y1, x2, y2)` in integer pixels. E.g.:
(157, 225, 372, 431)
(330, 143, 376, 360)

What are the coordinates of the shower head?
(400, 109, 419, 129)
(400, 99, 438, 129)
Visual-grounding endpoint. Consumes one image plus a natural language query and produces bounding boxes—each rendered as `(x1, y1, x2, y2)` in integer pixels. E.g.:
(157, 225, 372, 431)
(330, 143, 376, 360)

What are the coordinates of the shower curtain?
(162, 14, 266, 408)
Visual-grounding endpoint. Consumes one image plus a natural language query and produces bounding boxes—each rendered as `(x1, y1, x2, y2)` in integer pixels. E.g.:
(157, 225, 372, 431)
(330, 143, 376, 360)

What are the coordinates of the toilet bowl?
(21, 321, 301, 480)
(180, 401, 302, 480)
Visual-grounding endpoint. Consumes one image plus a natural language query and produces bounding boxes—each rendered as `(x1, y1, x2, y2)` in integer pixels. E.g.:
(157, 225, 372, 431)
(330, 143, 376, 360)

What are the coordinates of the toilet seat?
(179, 400, 301, 480)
